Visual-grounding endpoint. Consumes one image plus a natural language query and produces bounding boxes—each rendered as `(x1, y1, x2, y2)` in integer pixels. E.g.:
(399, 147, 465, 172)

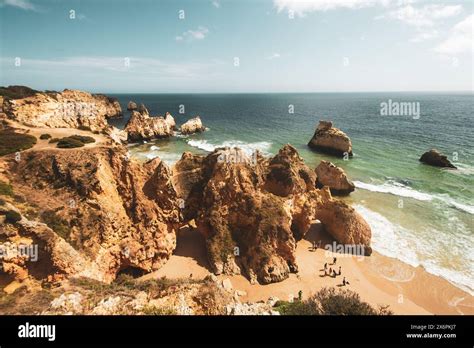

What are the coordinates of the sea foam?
(354, 204, 474, 296)
(187, 139, 272, 156)
(354, 180, 474, 215)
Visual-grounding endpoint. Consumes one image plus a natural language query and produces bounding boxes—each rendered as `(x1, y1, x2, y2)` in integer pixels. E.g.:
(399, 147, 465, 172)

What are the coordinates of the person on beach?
(324, 263, 327, 271)
(342, 277, 346, 286)
(338, 266, 341, 276)
(332, 269, 337, 278)
(329, 267, 332, 275)
(333, 257, 337, 265)
(298, 290, 303, 301)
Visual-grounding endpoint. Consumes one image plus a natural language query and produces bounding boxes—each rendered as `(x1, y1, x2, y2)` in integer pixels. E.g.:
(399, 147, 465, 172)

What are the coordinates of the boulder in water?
(419, 149, 456, 169)
(308, 120, 353, 157)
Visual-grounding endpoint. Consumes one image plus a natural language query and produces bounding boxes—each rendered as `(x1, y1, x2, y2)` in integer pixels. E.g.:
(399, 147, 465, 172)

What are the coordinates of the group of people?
(322, 257, 350, 286)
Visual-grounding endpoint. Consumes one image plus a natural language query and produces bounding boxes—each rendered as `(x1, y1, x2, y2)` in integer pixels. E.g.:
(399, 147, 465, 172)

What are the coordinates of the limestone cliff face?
(180, 116, 205, 135)
(124, 110, 175, 141)
(308, 120, 353, 157)
(1, 140, 372, 286)
(171, 145, 366, 284)
(4, 146, 180, 283)
(315, 189, 372, 256)
(2, 88, 122, 132)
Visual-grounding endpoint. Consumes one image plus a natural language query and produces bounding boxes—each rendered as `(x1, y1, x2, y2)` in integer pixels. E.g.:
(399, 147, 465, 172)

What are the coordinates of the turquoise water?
(109, 92, 474, 294)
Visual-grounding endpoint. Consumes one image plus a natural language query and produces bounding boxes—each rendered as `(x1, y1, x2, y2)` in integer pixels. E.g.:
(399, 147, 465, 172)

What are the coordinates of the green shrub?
(5, 210, 22, 224)
(273, 287, 393, 316)
(0, 130, 37, 156)
(41, 210, 70, 239)
(142, 305, 177, 315)
(55, 135, 95, 148)
(39, 134, 52, 140)
(68, 135, 95, 144)
(0, 180, 13, 196)
(56, 137, 84, 149)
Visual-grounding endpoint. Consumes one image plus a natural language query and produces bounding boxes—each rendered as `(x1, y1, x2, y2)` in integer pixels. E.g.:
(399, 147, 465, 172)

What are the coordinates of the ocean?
(108, 92, 474, 295)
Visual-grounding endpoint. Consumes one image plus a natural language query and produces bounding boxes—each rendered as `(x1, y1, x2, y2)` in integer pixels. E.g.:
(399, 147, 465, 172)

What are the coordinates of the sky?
(0, 0, 472, 93)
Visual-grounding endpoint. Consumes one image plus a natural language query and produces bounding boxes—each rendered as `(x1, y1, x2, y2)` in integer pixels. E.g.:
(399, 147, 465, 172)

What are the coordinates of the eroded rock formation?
(171, 144, 370, 284)
(1, 87, 122, 132)
(124, 109, 175, 142)
(308, 120, 353, 157)
(315, 160, 355, 195)
(419, 149, 456, 169)
(2, 146, 180, 283)
(180, 116, 205, 135)
(127, 101, 137, 111)
(315, 190, 372, 256)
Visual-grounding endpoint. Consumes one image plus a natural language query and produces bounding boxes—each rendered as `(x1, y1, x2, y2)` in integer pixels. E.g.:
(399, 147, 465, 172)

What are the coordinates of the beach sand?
(142, 223, 474, 315)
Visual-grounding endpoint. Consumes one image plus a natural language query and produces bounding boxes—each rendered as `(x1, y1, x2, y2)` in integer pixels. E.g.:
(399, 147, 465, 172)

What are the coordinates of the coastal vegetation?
(56, 135, 95, 148)
(0, 129, 37, 156)
(273, 287, 393, 315)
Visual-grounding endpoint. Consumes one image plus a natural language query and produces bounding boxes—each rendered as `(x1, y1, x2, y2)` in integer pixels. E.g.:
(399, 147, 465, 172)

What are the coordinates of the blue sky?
(0, 0, 472, 93)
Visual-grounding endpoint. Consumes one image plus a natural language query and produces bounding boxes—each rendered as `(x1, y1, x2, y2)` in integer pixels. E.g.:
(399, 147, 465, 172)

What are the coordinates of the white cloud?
(266, 53, 281, 60)
(382, 4, 463, 27)
(0, 0, 37, 11)
(435, 14, 474, 55)
(274, 0, 389, 16)
(176, 26, 209, 42)
(2, 56, 221, 79)
(410, 29, 438, 42)
(212, 1, 220, 8)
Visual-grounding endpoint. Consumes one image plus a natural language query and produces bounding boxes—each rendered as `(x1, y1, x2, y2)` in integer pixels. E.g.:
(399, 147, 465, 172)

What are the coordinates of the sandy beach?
(143, 223, 474, 315)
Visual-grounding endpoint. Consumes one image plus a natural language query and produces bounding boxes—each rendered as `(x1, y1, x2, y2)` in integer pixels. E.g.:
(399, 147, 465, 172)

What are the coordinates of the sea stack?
(419, 149, 456, 169)
(180, 116, 205, 135)
(308, 120, 353, 157)
(127, 101, 137, 111)
(124, 109, 175, 141)
(315, 160, 355, 195)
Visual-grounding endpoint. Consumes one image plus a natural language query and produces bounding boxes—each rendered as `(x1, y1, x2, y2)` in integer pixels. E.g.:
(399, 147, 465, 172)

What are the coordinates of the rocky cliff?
(1, 87, 122, 132)
(1, 138, 371, 287)
(2, 146, 180, 283)
(171, 144, 371, 284)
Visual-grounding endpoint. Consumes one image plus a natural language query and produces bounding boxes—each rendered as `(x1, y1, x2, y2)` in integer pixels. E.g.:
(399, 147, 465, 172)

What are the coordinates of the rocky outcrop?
(127, 101, 137, 111)
(138, 103, 148, 114)
(315, 188, 372, 256)
(4, 146, 181, 283)
(419, 149, 456, 169)
(315, 160, 355, 195)
(2, 138, 372, 287)
(308, 120, 353, 157)
(124, 110, 175, 142)
(2, 87, 122, 132)
(180, 116, 205, 135)
(172, 145, 346, 284)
